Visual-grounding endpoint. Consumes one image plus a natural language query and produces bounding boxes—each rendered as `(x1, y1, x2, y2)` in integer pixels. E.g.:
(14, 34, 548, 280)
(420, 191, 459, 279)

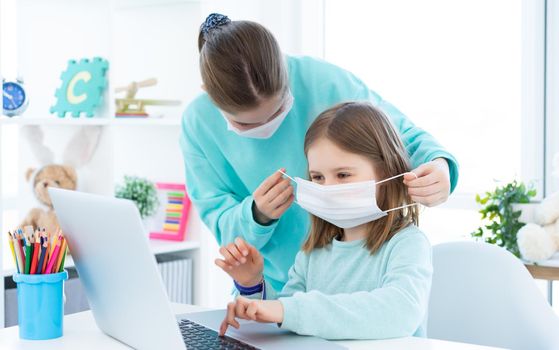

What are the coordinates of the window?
(322, 0, 540, 243)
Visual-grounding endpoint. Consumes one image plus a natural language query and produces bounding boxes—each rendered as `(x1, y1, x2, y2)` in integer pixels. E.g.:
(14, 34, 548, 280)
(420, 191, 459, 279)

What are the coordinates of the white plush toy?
(517, 153, 559, 261)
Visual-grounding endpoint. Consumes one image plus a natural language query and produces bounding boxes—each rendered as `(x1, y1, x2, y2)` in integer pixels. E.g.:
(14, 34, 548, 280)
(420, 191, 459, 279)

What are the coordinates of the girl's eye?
(311, 175, 324, 182)
(337, 173, 351, 179)
(55, 180, 61, 185)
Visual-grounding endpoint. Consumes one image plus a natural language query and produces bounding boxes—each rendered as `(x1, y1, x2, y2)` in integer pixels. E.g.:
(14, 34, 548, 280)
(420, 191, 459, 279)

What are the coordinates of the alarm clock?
(3, 78, 29, 117)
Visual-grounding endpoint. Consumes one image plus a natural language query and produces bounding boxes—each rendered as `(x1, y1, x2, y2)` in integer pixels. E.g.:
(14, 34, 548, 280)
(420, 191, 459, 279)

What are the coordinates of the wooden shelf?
(2, 240, 199, 277)
(525, 264, 559, 281)
(111, 118, 181, 126)
(523, 253, 559, 280)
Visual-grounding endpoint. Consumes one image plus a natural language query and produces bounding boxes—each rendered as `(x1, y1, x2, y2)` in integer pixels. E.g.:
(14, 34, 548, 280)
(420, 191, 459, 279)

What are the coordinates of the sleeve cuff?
(278, 296, 301, 333)
(240, 195, 280, 235)
(426, 152, 459, 194)
(234, 279, 264, 295)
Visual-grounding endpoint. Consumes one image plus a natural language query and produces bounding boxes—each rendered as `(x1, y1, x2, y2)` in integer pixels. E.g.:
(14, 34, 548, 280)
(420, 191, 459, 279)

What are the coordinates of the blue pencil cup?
(12, 271, 68, 340)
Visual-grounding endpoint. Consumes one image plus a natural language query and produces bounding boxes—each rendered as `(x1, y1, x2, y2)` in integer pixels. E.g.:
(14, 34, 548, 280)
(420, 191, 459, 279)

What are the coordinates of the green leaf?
(472, 179, 532, 257)
(115, 176, 160, 218)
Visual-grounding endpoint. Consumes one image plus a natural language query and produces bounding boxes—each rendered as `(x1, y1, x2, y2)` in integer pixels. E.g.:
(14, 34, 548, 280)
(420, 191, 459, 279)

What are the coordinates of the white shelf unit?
(0, 0, 209, 328)
(0, 117, 182, 127)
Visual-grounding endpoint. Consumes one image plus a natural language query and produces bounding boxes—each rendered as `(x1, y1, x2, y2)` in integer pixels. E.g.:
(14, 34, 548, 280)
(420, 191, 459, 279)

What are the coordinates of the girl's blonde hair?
(302, 102, 419, 254)
(198, 14, 288, 113)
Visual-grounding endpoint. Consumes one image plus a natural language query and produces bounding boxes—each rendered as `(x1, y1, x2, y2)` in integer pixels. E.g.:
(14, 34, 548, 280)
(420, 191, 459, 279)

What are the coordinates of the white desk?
(0, 303, 502, 350)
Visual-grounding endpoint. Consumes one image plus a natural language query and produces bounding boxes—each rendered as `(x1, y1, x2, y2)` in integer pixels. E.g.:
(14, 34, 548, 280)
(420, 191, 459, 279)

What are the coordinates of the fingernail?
(242, 250, 248, 256)
(235, 262, 240, 266)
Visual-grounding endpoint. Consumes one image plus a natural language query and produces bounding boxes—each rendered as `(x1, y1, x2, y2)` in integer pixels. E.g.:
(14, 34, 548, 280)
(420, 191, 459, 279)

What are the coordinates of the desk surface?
(0, 303, 502, 350)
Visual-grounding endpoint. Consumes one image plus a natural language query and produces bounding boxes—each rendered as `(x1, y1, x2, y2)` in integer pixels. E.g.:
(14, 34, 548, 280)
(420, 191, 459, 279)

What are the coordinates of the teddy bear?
(19, 125, 101, 234)
(516, 191, 559, 262)
(20, 165, 77, 234)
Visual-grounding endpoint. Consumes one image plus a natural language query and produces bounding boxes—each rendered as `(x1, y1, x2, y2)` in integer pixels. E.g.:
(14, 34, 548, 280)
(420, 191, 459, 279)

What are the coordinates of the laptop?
(49, 188, 344, 350)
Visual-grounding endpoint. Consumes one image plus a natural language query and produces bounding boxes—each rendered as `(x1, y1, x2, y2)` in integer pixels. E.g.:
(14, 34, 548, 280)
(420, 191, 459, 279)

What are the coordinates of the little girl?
(215, 102, 433, 340)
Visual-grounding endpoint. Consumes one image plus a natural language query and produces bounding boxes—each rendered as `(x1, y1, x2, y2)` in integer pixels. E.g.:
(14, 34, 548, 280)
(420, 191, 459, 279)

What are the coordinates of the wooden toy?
(114, 78, 180, 117)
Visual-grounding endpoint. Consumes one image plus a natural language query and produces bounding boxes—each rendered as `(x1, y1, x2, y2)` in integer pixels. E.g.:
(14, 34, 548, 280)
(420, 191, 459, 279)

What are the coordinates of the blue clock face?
(3, 82, 26, 111)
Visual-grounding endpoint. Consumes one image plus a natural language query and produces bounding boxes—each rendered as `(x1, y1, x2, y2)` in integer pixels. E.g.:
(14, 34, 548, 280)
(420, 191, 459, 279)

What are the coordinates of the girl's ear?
(62, 126, 102, 169)
(21, 126, 55, 165)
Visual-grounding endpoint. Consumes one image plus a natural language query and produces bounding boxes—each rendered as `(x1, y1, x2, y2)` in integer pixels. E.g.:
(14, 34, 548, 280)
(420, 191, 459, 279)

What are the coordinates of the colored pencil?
(7, 232, 18, 272)
(49, 230, 60, 258)
(20, 229, 27, 246)
(41, 243, 50, 273)
(24, 226, 34, 244)
(33, 230, 42, 273)
(24, 233, 32, 274)
(30, 240, 40, 274)
(16, 230, 26, 269)
(58, 245, 68, 273)
(45, 240, 61, 274)
(54, 237, 66, 273)
(42, 230, 51, 273)
(8, 231, 16, 261)
(37, 241, 48, 275)
(13, 233, 23, 274)
(24, 226, 36, 274)
(7, 226, 68, 274)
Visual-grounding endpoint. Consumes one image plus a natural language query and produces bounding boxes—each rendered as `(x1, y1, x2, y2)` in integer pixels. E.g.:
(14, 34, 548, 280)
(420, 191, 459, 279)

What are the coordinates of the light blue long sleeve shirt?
(250, 225, 433, 340)
(180, 55, 457, 291)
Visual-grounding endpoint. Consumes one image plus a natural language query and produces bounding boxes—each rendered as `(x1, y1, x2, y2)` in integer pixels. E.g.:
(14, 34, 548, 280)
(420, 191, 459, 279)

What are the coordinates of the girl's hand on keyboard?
(219, 297, 284, 336)
(215, 237, 264, 287)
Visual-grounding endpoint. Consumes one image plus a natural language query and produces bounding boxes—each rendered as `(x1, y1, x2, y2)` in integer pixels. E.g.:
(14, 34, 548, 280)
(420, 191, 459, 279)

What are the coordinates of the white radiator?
(157, 257, 192, 304)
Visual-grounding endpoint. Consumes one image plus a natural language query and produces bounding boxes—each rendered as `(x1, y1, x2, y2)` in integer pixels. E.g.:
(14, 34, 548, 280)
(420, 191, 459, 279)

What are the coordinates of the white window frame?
(300, 0, 547, 208)
(546, 0, 559, 196)
(523, 0, 546, 201)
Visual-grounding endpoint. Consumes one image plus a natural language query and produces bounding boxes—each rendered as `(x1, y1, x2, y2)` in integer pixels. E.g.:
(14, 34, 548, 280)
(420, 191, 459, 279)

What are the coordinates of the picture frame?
(149, 183, 191, 241)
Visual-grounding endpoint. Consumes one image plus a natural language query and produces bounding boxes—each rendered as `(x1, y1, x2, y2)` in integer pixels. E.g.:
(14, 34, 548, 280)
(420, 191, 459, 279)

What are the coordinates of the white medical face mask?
(280, 171, 418, 229)
(222, 93, 294, 139)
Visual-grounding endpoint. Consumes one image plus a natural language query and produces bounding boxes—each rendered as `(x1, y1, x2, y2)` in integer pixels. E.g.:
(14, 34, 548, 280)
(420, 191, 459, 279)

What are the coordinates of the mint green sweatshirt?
(180, 55, 456, 291)
(250, 225, 432, 340)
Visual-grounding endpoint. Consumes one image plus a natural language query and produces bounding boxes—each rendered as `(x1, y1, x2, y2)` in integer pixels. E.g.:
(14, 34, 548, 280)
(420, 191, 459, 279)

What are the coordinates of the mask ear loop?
(278, 170, 300, 205)
(278, 169, 296, 182)
(385, 202, 419, 213)
(376, 172, 420, 213)
(375, 172, 417, 185)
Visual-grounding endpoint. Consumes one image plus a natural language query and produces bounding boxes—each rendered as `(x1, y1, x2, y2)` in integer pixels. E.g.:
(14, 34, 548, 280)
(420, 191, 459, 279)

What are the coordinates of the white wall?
(17, 0, 112, 118)
(7, 0, 309, 310)
(200, 0, 305, 55)
(111, 1, 202, 119)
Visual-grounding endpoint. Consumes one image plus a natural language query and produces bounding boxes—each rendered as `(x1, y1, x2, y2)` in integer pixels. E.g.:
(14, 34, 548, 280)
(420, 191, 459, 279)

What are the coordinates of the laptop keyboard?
(179, 319, 260, 350)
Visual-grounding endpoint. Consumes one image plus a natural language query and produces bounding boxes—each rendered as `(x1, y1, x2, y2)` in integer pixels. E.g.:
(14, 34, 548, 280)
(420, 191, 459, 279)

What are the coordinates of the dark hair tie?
(201, 13, 231, 34)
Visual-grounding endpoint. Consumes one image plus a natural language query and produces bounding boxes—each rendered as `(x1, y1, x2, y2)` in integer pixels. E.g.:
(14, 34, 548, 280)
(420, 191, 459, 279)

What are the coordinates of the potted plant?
(115, 176, 159, 229)
(471, 180, 536, 257)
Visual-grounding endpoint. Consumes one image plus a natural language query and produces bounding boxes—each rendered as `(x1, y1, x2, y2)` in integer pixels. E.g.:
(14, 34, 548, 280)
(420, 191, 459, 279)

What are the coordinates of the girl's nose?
(323, 178, 338, 186)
